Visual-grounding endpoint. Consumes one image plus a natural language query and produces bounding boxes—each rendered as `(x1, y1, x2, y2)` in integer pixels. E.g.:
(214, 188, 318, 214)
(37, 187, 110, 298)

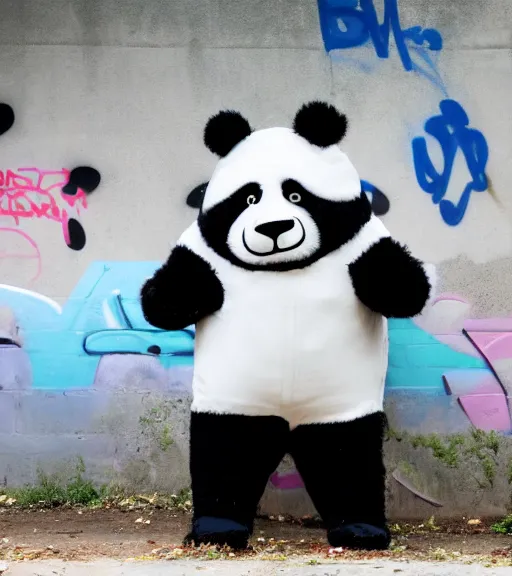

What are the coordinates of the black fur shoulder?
(140, 246, 224, 331)
(348, 237, 432, 318)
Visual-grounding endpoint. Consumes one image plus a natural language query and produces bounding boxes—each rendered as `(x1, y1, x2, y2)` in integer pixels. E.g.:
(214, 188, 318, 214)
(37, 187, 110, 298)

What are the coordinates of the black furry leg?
(289, 412, 390, 551)
(186, 411, 289, 550)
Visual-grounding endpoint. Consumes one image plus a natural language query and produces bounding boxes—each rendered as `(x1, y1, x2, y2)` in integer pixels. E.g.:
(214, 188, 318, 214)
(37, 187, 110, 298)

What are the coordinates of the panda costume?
(141, 102, 435, 551)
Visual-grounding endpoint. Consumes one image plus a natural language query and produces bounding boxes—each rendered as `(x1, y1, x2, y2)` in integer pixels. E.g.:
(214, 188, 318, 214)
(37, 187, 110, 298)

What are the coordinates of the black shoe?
(184, 516, 250, 550)
(328, 522, 391, 550)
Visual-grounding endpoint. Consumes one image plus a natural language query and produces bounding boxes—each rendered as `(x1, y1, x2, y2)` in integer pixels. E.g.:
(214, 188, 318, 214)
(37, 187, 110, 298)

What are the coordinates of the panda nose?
(255, 219, 295, 242)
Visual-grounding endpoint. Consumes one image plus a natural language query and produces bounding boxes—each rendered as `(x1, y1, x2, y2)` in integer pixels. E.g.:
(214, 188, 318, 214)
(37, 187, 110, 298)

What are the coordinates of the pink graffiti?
(0, 168, 88, 247)
(419, 294, 512, 432)
(443, 370, 511, 432)
(464, 318, 512, 364)
(431, 292, 468, 306)
(0, 227, 42, 281)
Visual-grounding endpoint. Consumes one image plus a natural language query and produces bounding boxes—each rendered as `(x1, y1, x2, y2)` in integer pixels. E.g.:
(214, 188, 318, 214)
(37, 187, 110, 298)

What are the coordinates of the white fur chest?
(180, 222, 389, 427)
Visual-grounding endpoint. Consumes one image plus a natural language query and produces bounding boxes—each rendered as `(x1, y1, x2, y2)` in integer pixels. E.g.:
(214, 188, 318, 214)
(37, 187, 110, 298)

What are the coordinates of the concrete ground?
(3, 560, 512, 575)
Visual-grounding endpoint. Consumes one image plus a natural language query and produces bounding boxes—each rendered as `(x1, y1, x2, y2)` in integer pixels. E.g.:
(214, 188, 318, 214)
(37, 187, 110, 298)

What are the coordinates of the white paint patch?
(0, 284, 62, 314)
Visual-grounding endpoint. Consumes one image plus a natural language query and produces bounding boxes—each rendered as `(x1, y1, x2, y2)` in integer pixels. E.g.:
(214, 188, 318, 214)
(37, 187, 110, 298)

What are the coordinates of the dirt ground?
(1, 509, 512, 564)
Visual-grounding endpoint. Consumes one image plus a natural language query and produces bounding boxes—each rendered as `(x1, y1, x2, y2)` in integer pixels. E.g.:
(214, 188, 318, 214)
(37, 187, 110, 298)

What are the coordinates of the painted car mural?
(1, 262, 511, 435)
(0, 262, 195, 392)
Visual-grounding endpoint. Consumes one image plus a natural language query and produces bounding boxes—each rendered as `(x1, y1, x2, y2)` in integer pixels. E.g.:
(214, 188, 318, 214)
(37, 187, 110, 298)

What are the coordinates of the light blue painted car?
(0, 262, 195, 390)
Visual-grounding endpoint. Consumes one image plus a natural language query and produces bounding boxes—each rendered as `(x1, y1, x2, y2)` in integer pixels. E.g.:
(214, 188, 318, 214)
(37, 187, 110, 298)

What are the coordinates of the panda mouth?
(242, 218, 306, 256)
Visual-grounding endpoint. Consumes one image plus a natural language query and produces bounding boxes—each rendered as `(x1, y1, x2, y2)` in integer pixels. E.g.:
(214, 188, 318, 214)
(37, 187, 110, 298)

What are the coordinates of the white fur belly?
(190, 255, 388, 427)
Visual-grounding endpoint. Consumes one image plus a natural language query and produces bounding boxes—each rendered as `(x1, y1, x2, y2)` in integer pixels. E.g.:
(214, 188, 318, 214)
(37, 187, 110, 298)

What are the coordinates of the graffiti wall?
(1, 0, 512, 519)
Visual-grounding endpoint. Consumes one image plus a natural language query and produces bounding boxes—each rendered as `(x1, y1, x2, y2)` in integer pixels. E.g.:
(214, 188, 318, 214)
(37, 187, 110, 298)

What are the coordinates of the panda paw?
(184, 516, 250, 550)
(327, 522, 391, 550)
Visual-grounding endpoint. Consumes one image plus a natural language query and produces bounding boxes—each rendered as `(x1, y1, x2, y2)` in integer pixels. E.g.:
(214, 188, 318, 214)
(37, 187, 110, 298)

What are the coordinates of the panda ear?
(204, 110, 252, 157)
(293, 101, 348, 147)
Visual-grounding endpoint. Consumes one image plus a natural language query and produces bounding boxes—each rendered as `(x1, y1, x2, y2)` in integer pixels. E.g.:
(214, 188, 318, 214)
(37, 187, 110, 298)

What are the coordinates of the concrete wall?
(1, 0, 512, 519)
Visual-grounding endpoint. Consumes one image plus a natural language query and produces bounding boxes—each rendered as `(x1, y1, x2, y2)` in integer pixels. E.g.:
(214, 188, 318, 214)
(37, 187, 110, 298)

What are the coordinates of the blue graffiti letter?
(412, 99, 489, 226)
(317, 0, 442, 71)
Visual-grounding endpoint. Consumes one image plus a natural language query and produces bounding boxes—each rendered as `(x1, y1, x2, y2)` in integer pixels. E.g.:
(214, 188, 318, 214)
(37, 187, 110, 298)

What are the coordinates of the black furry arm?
(140, 245, 224, 331)
(348, 237, 432, 318)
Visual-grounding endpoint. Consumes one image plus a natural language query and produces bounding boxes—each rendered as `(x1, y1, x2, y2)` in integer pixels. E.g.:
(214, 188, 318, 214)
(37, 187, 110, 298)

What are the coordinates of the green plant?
(206, 549, 221, 560)
(0, 457, 99, 507)
(385, 427, 403, 442)
(492, 515, 512, 534)
(139, 402, 174, 452)
(425, 515, 440, 532)
(403, 429, 501, 488)
(169, 488, 193, 510)
(507, 458, 512, 485)
(410, 433, 465, 468)
(159, 424, 174, 451)
(65, 457, 100, 505)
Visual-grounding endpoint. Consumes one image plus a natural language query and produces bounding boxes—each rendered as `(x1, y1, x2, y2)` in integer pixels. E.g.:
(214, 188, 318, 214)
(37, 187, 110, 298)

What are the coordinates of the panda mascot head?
(141, 101, 435, 553)
(196, 101, 373, 272)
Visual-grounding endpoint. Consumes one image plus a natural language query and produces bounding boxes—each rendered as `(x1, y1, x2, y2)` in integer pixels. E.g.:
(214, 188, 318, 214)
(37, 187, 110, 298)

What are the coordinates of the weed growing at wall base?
(388, 428, 502, 489)
(492, 515, 512, 535)
(0, 458, 99, 507)
(410, 433, 465, 468)
(0, 465, 193, 511)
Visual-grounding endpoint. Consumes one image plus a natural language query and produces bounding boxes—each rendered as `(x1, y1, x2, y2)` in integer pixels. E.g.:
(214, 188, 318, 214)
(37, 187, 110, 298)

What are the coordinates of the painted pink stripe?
(484, 334, 512, 361)
(458, 394, 512, 432)
(466, 332, 512, 362)
(443, 370, 500, 396)
(464, 318, 512, 332)
(431, 293, 469, 305)
(0, 227, 42, 281)
(270, 471, 305, 490)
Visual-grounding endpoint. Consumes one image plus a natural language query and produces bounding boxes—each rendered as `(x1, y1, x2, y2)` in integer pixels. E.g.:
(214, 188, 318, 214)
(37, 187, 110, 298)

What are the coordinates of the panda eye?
(289, 192, 302, 204)
(247, 194, 258, 205)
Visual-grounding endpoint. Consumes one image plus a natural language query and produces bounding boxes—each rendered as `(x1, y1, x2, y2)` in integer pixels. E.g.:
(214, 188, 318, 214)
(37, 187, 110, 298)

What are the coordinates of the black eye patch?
(281, 178, 372, 258)
(198, 182, 263, 264)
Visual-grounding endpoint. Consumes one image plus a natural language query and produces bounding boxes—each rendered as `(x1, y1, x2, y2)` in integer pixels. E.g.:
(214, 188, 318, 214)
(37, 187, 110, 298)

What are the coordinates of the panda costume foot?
(328, 523, 391, 551)
(184, 516, 250, 550)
